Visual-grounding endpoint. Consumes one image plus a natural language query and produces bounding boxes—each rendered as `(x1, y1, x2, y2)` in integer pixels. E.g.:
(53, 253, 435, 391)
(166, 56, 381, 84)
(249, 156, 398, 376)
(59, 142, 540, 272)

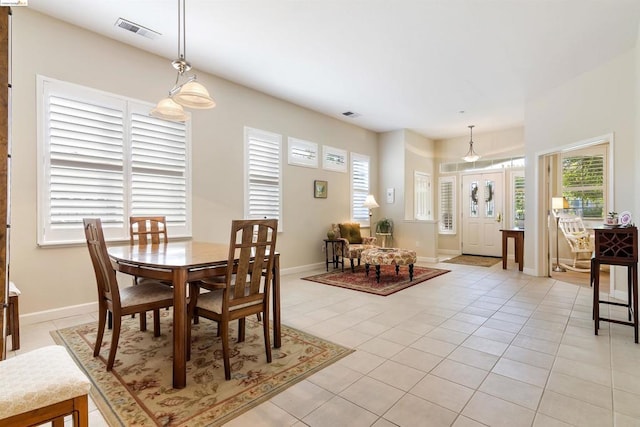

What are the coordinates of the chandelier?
(151, 0, 216, 121)
(462, 125, 480, 162)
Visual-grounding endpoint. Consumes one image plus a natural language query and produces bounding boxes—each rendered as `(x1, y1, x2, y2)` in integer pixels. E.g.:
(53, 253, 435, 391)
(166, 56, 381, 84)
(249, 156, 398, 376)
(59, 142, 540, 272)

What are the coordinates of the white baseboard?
(418, 256, 440, 264)
(21, 302, 98, 326)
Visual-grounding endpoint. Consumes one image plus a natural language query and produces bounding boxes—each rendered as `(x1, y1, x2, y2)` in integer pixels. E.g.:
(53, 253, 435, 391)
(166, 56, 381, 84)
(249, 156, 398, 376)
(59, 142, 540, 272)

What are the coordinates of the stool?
(0, 345, 91, 426)
(592, 226, 638, 343)
(6, 281, 20, 350)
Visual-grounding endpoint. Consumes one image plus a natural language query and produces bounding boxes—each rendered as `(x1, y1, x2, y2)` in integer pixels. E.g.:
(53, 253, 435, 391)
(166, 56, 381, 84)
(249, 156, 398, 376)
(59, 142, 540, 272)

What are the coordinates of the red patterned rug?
(302, 264, 450, 296)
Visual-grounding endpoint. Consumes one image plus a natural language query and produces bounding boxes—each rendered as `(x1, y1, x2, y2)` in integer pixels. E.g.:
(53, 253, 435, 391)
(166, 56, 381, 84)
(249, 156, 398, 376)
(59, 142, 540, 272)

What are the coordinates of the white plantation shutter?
(561, 149, 606, 219)
(439, 176, 456, 234)
(351, 153, 369, 224)
(414, 171, 431, 220)
(38, 77, 191, 244)
(130, 112, 187, 227)
(245, 127, 282, 228)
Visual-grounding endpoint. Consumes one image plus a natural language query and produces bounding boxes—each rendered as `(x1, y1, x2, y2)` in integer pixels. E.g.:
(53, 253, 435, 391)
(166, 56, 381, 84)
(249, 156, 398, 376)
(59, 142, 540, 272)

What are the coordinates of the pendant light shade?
(462, 125, 480, 162)
(173, 80, 216, 109)
(151, 0, 215, 122)
(150, 97, 188, 121)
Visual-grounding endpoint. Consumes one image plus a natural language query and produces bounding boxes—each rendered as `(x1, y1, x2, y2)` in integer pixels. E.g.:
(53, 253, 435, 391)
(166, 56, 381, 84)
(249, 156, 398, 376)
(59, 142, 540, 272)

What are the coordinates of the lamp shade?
(552, 196, 569, 210)
(173, 80, 216, 109)
(363, 194, 379, 209)
(150, 97, 189, 122)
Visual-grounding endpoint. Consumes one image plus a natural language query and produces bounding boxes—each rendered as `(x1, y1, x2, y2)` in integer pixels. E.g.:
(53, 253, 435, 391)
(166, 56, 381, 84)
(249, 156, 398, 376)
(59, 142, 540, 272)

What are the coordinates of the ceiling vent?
(115, 18, 161, 40)
(342, 111, 361, 118)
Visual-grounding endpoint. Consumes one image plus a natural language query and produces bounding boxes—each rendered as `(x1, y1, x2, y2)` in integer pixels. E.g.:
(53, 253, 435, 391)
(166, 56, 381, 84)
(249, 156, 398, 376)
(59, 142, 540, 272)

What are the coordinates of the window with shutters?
(351, 153, 370, 224)
(244, 127, 282, 230)
(414, 171, 432, 220)
(561, 145, 606, 220)
(512, 171, 525, 227)
(37, 76, 191, 245)
(287, 137, 317, 168)
(438, 176, 456, 234)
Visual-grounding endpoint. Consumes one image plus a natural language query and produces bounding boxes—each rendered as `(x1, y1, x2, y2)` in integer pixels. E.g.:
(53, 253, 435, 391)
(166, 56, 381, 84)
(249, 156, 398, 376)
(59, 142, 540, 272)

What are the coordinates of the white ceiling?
(26, 0, 640, 139)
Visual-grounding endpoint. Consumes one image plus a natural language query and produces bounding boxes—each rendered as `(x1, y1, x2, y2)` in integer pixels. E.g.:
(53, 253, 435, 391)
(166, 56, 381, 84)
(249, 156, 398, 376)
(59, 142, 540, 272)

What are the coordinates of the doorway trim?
(534, 133, 615, 293)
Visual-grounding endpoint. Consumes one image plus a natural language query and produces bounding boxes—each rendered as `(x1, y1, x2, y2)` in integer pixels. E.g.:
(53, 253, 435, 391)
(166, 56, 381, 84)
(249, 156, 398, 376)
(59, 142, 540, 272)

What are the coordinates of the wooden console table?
(500, 228, 524, 271)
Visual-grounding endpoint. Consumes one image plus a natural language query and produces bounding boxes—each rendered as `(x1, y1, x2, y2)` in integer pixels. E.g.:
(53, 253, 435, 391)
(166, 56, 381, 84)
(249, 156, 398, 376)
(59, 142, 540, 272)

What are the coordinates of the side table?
(500, 228, 524, 271)
(592, 226, 638, 343)
(376, 232, 392, 248)
(324, 239, 345, 272)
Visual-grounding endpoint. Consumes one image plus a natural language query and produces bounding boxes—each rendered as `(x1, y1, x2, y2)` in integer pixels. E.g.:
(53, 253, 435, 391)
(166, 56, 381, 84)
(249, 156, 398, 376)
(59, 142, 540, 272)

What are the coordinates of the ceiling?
(26, 0, 640, 139)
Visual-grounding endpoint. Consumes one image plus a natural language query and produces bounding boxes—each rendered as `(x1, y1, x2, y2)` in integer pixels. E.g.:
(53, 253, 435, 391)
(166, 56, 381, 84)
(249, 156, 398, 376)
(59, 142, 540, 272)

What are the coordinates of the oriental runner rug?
(443, 255, 502, 267)
(302, 264, 449, 296)
(52, 312, 352, 426)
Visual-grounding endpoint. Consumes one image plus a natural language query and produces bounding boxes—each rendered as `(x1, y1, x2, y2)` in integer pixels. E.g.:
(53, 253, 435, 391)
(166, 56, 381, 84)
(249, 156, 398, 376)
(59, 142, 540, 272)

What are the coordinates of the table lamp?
(363, 194, 379, 237)
(551, 196, 569, 272)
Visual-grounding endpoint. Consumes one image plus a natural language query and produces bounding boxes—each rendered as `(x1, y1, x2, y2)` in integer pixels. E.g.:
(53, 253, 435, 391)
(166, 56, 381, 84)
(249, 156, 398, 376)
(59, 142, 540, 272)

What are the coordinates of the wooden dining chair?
(83, 218, 175, 371)
(129, 216, 168, 246)
(188, 219, 278, 380)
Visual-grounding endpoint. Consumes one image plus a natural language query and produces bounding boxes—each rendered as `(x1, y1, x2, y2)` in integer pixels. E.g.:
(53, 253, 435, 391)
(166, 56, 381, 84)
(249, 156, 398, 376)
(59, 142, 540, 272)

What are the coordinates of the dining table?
(107, 241, 281, 389)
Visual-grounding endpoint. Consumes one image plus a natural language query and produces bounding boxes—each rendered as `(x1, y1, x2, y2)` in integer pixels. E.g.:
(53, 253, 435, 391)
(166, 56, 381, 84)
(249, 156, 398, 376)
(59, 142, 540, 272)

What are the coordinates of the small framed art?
(314, 180, 328, 198)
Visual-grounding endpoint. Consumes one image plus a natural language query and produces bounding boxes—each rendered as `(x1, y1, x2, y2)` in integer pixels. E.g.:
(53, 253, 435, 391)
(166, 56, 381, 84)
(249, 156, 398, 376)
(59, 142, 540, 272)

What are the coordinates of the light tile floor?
(10, 258, 640, 426)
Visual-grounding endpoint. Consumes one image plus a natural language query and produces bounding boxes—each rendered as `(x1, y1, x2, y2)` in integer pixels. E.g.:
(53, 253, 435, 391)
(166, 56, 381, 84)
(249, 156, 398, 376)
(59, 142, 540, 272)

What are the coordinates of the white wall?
(524, 48, 637, 285)
(10, 9, 378, 315)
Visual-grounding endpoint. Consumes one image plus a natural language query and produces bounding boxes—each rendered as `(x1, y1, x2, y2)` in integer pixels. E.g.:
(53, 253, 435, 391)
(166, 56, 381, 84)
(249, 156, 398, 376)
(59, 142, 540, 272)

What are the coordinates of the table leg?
(273, 255, 282, 348)
(375, 265, 381, 283)
(172, 268, 188, 389)
(325, 242, 330, 271)
(409, 264, 414, 281)
(593, 260, 600, 336)
(502, 234, 508, 269)
(517, 235, 524, 271)
(395, 264, 400, 275)
(365, 263, 370, 276)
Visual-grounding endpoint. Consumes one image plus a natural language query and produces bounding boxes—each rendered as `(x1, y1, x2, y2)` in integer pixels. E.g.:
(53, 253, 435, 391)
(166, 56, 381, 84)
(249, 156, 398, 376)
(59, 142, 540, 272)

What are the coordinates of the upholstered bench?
(0, 345, 91, 427)
(361, 248, 417, 283)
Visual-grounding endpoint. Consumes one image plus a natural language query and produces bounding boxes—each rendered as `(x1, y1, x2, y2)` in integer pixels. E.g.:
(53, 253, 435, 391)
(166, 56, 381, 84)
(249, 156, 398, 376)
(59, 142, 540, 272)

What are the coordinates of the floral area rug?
(443, 255, 502, 267)
(52, 312, 352, 426)
(302, 264, 449, 296)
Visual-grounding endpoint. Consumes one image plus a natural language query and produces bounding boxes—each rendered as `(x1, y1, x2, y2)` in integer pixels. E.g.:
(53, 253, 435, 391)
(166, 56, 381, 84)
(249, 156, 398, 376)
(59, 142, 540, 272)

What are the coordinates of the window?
(323, 145, 348, 173)
(512, 171, 525, 227)
(414, 171, 432, 220)
(37, 77, 191, 245)
(244, 127, 282, 229)
(287, 137, 318, 168)
(351, 153, 370, 224)
(438, 176, 456, 234)
(561, 146, 606, 220)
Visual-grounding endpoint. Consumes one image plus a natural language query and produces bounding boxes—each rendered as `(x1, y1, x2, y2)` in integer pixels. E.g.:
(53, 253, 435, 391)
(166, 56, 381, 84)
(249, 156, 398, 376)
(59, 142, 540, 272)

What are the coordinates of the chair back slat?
(226, 219, 278, 309)
(129, 216, 168, 246)
(83, 218, 121, 309)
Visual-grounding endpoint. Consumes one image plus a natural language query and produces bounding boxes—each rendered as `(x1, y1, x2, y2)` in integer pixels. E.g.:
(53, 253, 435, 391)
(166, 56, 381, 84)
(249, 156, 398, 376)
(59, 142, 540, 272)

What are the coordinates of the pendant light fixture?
(151, 0, 216, 121)
(462, 125, 480, 162)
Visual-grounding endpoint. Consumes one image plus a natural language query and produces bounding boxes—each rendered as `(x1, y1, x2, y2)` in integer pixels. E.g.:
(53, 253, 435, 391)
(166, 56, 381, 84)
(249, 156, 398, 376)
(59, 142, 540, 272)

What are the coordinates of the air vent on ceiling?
(342, 111, 361, 118)
(115, 18, 161, 40)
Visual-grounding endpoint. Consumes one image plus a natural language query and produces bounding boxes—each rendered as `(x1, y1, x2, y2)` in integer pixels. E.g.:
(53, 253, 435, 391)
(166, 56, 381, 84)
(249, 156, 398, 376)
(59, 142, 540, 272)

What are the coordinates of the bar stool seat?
(592, 226, 638, 343)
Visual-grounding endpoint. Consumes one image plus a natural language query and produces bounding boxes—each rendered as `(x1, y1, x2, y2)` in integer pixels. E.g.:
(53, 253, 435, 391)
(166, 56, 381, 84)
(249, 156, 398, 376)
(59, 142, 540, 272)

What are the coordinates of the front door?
(462, 172, 504, 257)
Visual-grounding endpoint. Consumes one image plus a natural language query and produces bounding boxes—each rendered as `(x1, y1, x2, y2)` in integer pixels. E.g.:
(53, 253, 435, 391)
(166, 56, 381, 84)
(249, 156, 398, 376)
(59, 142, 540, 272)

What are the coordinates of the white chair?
(0, 345, 91, 426)
(558, 215, 594, 271)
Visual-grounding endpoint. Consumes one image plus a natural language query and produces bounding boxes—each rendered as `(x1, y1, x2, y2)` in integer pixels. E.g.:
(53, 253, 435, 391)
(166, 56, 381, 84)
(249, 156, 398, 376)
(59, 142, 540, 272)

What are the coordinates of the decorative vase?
(327, 230, 335, 239)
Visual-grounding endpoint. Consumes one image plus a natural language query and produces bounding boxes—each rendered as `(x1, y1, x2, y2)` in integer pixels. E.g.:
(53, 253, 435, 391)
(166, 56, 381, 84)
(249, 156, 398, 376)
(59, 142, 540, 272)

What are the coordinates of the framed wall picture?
(314, 180, 328, 198)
